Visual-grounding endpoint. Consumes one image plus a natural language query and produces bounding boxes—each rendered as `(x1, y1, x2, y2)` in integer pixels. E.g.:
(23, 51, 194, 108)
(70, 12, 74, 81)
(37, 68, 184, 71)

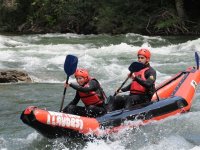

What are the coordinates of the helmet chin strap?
(145, 58, 150, 63)
(145, 61, 150, 65)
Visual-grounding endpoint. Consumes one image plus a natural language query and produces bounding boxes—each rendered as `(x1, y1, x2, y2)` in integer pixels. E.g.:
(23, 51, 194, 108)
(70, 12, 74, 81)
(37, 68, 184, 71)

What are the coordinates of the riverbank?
(1, 1, 200, 36)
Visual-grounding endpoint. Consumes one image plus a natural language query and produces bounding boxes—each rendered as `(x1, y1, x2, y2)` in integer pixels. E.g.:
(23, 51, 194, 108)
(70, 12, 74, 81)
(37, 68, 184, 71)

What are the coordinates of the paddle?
(113, 62, 146, 96)
(59, 55, 78, 112)
(195, 51, 199, 69)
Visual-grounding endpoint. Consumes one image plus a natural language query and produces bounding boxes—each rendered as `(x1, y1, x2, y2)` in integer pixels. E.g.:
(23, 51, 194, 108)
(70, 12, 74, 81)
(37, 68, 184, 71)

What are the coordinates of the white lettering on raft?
(46, 111, 83, 130)
(191, 80, 197, 90)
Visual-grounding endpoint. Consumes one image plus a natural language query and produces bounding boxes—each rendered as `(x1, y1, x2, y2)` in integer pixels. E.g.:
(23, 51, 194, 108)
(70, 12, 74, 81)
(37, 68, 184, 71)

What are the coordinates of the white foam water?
(1, 34, 200, 150)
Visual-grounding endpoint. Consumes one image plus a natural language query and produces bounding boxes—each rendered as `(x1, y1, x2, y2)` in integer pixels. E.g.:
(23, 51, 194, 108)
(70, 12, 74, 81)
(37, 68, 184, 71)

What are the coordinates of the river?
(0, 33, 200, 150)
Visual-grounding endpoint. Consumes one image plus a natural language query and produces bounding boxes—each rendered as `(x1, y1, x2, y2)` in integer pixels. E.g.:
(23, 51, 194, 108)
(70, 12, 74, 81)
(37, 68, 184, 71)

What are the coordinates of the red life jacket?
(78, 78, 104, 106)
(130, 67, 149, 94)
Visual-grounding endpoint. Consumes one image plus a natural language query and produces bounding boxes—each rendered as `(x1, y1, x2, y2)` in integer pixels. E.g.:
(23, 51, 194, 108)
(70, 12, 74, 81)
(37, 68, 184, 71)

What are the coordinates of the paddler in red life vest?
(107, 48, 157, 111)
(62, 68, 107, 117)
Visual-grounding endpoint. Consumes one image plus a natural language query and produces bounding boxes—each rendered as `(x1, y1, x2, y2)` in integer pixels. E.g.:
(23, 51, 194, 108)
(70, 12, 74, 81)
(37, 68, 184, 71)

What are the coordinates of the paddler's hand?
(131, 73, 136, 79)
(64, 82, 71, 88)
(115, 89, 122, 95)
(128, 72, 132, 78)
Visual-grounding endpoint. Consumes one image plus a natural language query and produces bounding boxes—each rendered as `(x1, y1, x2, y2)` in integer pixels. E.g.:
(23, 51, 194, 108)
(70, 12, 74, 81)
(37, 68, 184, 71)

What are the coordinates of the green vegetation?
(0, 0, 200, 35)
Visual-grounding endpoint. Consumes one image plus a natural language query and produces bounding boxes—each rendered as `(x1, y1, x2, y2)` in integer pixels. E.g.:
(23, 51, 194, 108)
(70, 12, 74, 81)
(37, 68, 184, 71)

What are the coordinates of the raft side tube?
(97, 96, 188, 127)
(174, 68, 200, 109)
(152, 72, 184, 101)
(21, 107, 101, 135)
(21, 111, 87, 138)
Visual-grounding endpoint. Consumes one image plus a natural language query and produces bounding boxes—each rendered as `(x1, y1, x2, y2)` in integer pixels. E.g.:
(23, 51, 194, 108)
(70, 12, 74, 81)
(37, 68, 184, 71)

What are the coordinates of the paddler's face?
(138, 55, 147, 64)
(76, 76, 87, 86)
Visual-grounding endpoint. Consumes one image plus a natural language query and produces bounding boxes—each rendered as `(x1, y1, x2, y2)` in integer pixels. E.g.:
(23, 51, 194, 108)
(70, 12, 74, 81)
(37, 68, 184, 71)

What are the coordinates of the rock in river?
(0, 70, 32, 83)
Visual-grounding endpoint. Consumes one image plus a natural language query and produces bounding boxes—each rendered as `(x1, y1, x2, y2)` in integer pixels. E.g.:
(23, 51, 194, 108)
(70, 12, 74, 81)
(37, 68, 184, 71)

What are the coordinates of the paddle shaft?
(195, 52, 199, 69)
(114, 76, 129, 96)
(59, 54, 78, 112)
(113, 62, 146, 96)
(59, 76, 69, 112)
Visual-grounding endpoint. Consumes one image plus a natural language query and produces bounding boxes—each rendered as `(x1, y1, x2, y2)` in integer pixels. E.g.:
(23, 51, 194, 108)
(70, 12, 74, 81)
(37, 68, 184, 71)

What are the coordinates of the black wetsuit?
(62, 79, 106, 117)
(108, 63, 156, 111)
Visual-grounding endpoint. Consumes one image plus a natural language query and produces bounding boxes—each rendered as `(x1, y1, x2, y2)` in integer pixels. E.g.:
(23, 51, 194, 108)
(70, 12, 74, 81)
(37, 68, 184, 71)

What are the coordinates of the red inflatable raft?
(21, 65, 200, 139)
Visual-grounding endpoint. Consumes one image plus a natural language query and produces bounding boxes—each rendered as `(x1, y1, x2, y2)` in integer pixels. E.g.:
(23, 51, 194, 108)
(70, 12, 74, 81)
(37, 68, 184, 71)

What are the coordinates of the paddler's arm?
(134, 76, 155, 88)
(69, 80, 98, 92)
(67, 91, 80, 105)
(133, 69, 156, 88)
(120, 84, 131, 92)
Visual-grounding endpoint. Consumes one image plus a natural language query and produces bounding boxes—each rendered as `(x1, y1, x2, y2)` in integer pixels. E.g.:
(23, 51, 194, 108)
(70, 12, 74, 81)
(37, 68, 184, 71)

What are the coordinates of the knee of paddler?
(106, 95, 115, 104)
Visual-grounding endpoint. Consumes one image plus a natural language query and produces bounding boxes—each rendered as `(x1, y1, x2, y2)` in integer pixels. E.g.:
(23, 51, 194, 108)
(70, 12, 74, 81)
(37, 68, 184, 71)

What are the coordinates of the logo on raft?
(191, 80, 198, 90)
(47, 111, 83, 130)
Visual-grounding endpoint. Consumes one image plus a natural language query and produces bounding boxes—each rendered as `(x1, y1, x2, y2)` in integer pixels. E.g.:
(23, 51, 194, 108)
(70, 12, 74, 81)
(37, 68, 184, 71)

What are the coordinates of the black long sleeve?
(70, 80, 99, 92)
(67, 91, 80, 106)
(121, 84, 131, 92)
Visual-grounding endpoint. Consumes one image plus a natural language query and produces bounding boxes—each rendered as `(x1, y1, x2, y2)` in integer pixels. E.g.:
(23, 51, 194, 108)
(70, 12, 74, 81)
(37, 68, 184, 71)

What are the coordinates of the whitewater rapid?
(0, 33, 200, 150)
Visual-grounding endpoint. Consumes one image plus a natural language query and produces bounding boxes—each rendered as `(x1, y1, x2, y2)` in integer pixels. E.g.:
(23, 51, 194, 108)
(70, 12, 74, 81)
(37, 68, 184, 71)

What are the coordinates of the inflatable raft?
(21, 65, 200, 139)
